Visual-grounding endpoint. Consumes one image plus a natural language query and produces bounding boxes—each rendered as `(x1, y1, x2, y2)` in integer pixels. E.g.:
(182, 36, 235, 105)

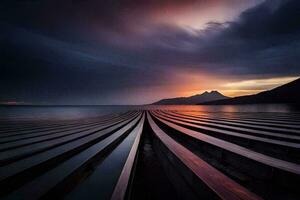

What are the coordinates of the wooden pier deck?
(1, 110, 300, 200)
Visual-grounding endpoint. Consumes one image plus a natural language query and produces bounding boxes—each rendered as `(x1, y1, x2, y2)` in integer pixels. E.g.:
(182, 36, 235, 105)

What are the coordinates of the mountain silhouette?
(153, 91, 229, 105)
(201, 78, 300, 105)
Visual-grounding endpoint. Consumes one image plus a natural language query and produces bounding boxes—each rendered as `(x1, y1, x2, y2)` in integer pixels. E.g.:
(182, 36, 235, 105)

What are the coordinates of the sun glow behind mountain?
(159, 73, 300, 103)
(1, 0, 299, 105)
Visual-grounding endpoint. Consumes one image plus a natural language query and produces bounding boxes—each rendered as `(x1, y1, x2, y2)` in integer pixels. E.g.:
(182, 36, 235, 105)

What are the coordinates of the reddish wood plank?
(147, 112, 263, 200)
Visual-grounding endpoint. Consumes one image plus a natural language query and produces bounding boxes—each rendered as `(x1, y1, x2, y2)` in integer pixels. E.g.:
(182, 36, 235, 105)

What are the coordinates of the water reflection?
(0, 105, 133, 120)
(0, 104, 299, 120)
(145, 104, 300, 113)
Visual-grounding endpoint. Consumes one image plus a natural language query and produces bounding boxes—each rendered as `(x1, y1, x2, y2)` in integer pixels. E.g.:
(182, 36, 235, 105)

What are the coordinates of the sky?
(1, 0, 300, 105)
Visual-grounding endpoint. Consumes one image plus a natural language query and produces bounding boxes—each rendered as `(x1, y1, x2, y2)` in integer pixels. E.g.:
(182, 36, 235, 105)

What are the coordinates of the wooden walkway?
(1, 109, 300, 199)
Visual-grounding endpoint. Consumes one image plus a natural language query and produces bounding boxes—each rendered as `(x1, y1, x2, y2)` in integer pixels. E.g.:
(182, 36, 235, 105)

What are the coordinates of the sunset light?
(1, 1, 300, 199)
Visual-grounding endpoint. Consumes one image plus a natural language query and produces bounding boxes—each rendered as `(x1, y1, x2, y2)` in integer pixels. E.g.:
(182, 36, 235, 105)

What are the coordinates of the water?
(146, 104, 300, 113)
(0, 105, 138, 120)
(0, 104, 299, 121)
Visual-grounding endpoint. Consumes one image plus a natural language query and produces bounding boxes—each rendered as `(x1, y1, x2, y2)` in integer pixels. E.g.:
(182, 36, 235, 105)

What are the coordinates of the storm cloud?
(0, 0, 299, 104)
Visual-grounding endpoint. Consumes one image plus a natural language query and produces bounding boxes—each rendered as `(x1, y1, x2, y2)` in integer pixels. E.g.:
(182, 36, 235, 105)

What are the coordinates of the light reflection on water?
(0, 104, 299, 120)
(145, 104, 300, 113)
(0, 106, 133, 120)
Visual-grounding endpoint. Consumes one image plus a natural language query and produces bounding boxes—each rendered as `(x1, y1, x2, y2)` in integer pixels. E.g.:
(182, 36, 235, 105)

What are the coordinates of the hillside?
(201, 78, 300, 105)
(153, 91, 229, 105)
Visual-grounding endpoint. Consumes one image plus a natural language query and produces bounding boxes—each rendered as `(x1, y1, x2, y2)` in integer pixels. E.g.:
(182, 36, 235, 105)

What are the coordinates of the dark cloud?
(0, 26, 169, 104)
(0, 0, 299, 104)
(197, 0, 300, 76)
(125, 0, 300, 77)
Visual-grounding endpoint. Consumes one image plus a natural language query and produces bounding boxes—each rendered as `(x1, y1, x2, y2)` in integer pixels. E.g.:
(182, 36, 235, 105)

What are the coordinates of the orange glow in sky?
(221, 76, 300, 97)
(121, 70, 298, 104)
(150, 72, 299, 103)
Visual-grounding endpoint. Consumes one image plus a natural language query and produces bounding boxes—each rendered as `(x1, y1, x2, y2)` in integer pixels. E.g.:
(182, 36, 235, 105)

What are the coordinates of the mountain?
(201, 78, 300, 105)
(152, 91, 229, 105)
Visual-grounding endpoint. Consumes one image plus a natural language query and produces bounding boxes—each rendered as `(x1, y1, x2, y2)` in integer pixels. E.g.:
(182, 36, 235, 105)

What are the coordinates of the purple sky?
(1, 0, 300, 104)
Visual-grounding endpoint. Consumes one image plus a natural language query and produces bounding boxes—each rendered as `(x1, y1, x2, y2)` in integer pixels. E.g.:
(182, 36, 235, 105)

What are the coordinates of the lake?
(1, 104, 299, 120)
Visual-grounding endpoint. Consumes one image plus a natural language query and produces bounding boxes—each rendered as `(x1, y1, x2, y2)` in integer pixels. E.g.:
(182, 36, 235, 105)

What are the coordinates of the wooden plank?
(111, 113, 145, 200)
(153, 111, 300, 149)
(0, 111, 135, 138)
(162, 111, 300, 139)
(0, 114, 139, 165)
(179, 111, 300, 121)
(175, 111, 300, 129)
(0, 111, 137, 146)
(0, 117, 96, 133)
(151, 111, 300, 175)
(0, 113, 140, 186)
(147, 112, 262, 200)
(0, 111, 127, 130)
(0, 111, 131, 134)
(173, 111, 300, 130)
(183, 112, 300, 125)
(3, 114, 143, 200)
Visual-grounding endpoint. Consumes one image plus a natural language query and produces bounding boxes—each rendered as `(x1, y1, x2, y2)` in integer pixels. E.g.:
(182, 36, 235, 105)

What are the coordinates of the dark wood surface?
(151, 111, 300, 175)
(1, 109, 300, 199)
(147, 112, 263, 200)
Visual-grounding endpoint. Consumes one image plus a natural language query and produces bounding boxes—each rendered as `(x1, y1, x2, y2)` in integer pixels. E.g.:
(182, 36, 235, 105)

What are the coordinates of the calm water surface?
(0, 104, 300, 120)
(0, 104, 299, 120)
(0, 105, 134, 120)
